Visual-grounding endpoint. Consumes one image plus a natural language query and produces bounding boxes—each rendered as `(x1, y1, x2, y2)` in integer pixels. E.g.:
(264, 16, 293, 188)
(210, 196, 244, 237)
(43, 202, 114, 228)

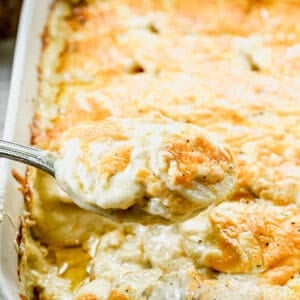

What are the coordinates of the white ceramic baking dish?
(0, 0, 53, 298)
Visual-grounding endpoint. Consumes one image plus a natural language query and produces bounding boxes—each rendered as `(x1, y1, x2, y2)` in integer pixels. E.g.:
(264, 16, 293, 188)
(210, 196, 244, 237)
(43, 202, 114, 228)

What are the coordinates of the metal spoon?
(0, 139, 172, 225)
(0, 139, 55, 176)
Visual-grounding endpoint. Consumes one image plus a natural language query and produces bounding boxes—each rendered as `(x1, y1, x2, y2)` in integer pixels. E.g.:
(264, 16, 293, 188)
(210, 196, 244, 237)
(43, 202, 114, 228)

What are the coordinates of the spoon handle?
(0, 139, 55, 177)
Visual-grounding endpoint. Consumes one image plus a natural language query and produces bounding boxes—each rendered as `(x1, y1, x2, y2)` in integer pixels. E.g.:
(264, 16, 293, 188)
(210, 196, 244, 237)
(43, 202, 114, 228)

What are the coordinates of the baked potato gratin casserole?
(18, 0, 300, 299)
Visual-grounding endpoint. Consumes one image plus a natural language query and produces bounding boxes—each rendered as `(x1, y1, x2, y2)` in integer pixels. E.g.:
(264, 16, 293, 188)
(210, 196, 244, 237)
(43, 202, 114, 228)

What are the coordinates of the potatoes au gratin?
(19, 0, 300, 299)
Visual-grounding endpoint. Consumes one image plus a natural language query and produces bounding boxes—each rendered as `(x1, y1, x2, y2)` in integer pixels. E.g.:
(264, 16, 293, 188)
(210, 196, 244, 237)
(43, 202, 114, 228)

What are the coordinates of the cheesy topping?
(54, 117, 236, 223)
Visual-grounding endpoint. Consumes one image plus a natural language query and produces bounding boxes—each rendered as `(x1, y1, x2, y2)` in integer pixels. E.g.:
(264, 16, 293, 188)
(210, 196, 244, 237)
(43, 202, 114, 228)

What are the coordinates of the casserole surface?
(19, 0, 300, 299)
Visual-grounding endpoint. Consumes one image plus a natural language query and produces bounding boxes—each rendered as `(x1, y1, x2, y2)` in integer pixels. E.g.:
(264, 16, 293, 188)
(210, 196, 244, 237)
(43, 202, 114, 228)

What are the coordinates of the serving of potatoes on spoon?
(0, 116, 236, 224)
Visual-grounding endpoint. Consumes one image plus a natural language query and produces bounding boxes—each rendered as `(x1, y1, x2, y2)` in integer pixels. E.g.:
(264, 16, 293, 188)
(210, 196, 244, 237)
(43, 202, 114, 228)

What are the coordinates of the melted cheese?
(181, 200, 300, 280)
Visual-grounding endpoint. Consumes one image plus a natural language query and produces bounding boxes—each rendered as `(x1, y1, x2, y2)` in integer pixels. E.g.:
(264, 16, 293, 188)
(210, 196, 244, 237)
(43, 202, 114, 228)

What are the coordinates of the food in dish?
(18, 0, 300, 299)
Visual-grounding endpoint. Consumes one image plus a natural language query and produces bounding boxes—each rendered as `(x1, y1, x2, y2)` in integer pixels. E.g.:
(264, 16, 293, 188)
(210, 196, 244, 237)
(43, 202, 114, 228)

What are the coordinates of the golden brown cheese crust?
(20, 0, 300, 299)
(98, 145, 132, 182)
(181, 200, 300, 284)
(164, 134, 231, 187)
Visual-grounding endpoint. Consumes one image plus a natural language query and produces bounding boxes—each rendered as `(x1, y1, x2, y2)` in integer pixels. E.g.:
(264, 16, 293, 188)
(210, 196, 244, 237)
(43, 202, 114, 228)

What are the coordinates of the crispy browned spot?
(204, 204, 300, 282)
(109, 289, 129, 300)
(76, 294, 97, 300)
(263, 262, 299, 286)
(12, 169, 26, 195)
(135, 168, 152, 182)
(97, 145, 132, 182)
(165, 136, 229, 187)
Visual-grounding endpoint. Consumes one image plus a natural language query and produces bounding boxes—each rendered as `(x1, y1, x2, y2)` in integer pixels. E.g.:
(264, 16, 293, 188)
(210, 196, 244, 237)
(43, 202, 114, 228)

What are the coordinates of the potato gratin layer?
(20, 0, 300, 299)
